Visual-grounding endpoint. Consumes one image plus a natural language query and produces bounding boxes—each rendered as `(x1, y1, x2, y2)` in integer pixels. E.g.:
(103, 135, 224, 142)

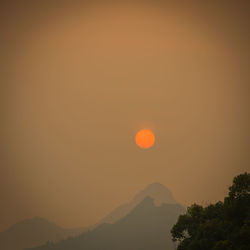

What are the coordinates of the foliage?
(171, 172, 250, 250)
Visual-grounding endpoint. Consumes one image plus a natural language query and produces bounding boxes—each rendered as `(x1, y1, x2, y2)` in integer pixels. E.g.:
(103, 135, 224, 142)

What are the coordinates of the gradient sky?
(1, 1, 250, 231)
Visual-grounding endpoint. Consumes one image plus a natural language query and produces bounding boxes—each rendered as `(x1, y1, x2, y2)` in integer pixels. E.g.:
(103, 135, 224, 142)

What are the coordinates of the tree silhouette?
(171, 172, 250, 250)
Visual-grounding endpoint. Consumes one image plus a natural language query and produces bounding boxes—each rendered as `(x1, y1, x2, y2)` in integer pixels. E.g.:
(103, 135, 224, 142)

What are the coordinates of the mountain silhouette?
(97, 182, 177, 225)
(28, 197, 185, 250)
(0, 217, 86, 250)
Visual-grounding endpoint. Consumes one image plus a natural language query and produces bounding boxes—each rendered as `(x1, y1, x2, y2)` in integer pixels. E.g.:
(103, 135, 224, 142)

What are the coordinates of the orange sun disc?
(135, 129, 155, 149)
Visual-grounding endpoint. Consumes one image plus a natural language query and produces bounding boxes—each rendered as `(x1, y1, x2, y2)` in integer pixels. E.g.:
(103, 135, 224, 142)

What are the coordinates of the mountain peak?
(0, 217, 87, 250)
(147, 182, 166, 187)
(21, 217, 50, 224)
(29, 195, 185, 250)
(137, 196, 154, 207)
(132, 182, 176, 206)
(98, 182, 177, 226)
(143, 182, 171, 192)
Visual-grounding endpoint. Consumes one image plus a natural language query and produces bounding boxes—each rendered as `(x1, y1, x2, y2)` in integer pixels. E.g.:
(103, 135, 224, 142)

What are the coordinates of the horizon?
(0, 175, 241, 231)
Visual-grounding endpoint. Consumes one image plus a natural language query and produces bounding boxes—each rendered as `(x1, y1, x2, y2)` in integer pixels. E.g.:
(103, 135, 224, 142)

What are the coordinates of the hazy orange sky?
(1, 1, 250, 231)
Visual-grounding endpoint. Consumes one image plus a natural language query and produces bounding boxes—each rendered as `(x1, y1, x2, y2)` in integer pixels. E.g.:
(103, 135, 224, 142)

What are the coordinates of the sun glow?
(135, 129, 155, 149)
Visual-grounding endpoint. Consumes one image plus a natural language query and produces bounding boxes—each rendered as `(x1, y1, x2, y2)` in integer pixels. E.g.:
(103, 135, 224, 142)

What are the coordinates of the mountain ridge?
(28, 196, 185, 250)
(0, 217, 86, 250)
(97, 182, 178, 226)
(1, 182, 183, 250)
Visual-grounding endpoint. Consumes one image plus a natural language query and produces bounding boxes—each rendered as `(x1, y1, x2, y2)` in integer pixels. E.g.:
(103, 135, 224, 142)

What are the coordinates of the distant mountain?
(98, 182, 178, 225)
(0, 217, 86, 250)
(28, 197, 185, 250)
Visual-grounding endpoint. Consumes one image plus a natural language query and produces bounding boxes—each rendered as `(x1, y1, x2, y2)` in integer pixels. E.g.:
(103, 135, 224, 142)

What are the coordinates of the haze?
(1, 1, 250, 232)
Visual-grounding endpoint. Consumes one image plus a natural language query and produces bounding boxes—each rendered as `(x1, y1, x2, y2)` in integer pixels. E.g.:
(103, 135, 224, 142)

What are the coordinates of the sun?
(135, 129, 155, 149)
